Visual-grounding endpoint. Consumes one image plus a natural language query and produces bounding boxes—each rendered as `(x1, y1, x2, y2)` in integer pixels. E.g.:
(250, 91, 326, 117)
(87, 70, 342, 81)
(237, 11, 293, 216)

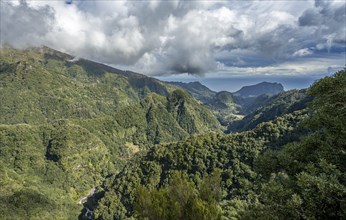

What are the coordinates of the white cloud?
(293, 48, 313, 57)
(1, 0, 345, 76)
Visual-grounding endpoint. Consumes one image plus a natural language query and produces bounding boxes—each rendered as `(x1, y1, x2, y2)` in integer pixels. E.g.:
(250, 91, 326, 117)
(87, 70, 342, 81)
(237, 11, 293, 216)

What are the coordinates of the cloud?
(0, 1, 55, 48)
(1, 0, 345, 76)
(293, 48, 313, 57)
(298, 0, 346, 50)
(155, 7, 241, 74)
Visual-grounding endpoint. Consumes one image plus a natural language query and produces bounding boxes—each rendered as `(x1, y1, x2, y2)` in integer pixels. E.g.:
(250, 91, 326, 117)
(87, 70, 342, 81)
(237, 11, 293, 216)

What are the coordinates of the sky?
(1, 0, 345, 90)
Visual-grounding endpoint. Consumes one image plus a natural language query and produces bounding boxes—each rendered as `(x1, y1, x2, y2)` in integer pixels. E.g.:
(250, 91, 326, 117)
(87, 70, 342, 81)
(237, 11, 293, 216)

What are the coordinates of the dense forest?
(0, 47, 220, 219)
(93, 69, 346, 220)
(0, 47, 345, 219)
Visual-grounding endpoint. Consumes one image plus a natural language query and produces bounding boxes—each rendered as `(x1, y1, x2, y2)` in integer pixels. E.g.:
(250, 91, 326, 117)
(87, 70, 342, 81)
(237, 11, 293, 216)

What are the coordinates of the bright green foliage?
(134, 171, 222, 220)
(0, 123, 107, 219)
(0, 47, 221, 219)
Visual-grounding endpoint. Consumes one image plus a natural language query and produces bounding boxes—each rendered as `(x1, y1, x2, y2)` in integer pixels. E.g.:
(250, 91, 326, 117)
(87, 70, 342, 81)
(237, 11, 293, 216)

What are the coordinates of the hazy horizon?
(157, 73, 333, 92)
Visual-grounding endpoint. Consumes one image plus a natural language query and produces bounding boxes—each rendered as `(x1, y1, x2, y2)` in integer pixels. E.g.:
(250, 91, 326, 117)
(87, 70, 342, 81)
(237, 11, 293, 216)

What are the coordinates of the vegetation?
(168, 81, 288, 128)
(93, 109, 308, 219)
(168, 81, 242, 126)
(134, 170, 222, 220)
(244, 69, 346, 219)
(93, 69, 346, 219)
(1, 46, 345, 219)
(229, 89, 313, 132)
(0, 47, 220, 219)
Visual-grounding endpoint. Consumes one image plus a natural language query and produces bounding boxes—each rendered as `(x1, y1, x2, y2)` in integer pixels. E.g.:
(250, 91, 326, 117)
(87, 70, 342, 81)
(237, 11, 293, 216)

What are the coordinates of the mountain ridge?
(166, 80, 287, 126)
(234, 81, 284, 97)
(0, 46, 221, 219)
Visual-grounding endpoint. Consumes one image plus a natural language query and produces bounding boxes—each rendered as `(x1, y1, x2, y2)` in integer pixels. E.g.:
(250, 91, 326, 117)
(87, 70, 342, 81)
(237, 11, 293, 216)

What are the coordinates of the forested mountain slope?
(168, 81, 243, 126)
(229, 89, 313, 132)
(0, 47, 220, 219)
(91, 69, 346, 219)
(168, 81, 287, 127)
(168, 81, 216, 104)
(93, 109, 308, 219)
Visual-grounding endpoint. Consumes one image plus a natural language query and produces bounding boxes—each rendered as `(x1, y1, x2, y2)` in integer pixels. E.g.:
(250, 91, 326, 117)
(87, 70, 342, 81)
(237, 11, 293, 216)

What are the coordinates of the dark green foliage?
(167, 89, 220, 134)
(129, 76, 169, 98)
(0, 187, 80, 220)
(167, 81, 216, 104)
(0, 122, 107, 219)
(215, 91, 234, 106)
(93, 110, 306, 219)
(231, 82, 284, 114)
(229, 89, 312, 132)
(94, 70, 346, 219)
(246, 69, 346, 219)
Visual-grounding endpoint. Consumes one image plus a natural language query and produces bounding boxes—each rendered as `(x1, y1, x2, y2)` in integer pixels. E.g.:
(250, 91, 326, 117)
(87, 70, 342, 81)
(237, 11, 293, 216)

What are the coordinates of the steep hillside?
(167, 81, 287, 127)
(2, 46, 344, 220)
(229, 89, 313, 132)
(232, 82, 284, 112)
(93, 110, 308, 219)
(168, 81, 216, 104)
(0, 47, 221, 219)
(0, 47, 166, 124)
(91, 69, 346, 220)
(0, 46, 220, 139)
(168, 81, 242, 125)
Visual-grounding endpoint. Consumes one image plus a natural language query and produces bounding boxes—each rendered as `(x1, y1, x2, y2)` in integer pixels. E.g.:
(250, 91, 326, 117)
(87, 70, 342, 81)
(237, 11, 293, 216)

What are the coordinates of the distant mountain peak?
(235, 81, 284, 97)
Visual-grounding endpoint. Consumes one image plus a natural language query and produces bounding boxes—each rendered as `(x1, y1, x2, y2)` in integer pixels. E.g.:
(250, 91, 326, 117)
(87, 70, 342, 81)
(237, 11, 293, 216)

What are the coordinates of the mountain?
(168, 81, 216, 104)
(167, 81, 286, 126)
(91, 69, 346, 220)
(230, 82, 285, 115)
(167, 81, 242, 125)
(0, 47, 221, 219)
(92, 109, 309, 219)
(228, 89, 313, 132)
(0, 46, 220, 133)
(234, 81, 284, 98)
(2, 46, 344, 220)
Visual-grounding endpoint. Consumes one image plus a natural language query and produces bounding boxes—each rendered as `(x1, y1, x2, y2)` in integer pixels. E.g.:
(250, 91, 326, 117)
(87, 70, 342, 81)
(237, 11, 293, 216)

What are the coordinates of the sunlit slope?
(0, 47, 221, 219)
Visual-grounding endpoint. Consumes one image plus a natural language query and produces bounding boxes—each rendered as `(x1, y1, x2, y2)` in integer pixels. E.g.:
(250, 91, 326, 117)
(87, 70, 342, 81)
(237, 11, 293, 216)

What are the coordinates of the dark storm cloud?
(299, 0, 346, 50)
(298, 9, 321, 26)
